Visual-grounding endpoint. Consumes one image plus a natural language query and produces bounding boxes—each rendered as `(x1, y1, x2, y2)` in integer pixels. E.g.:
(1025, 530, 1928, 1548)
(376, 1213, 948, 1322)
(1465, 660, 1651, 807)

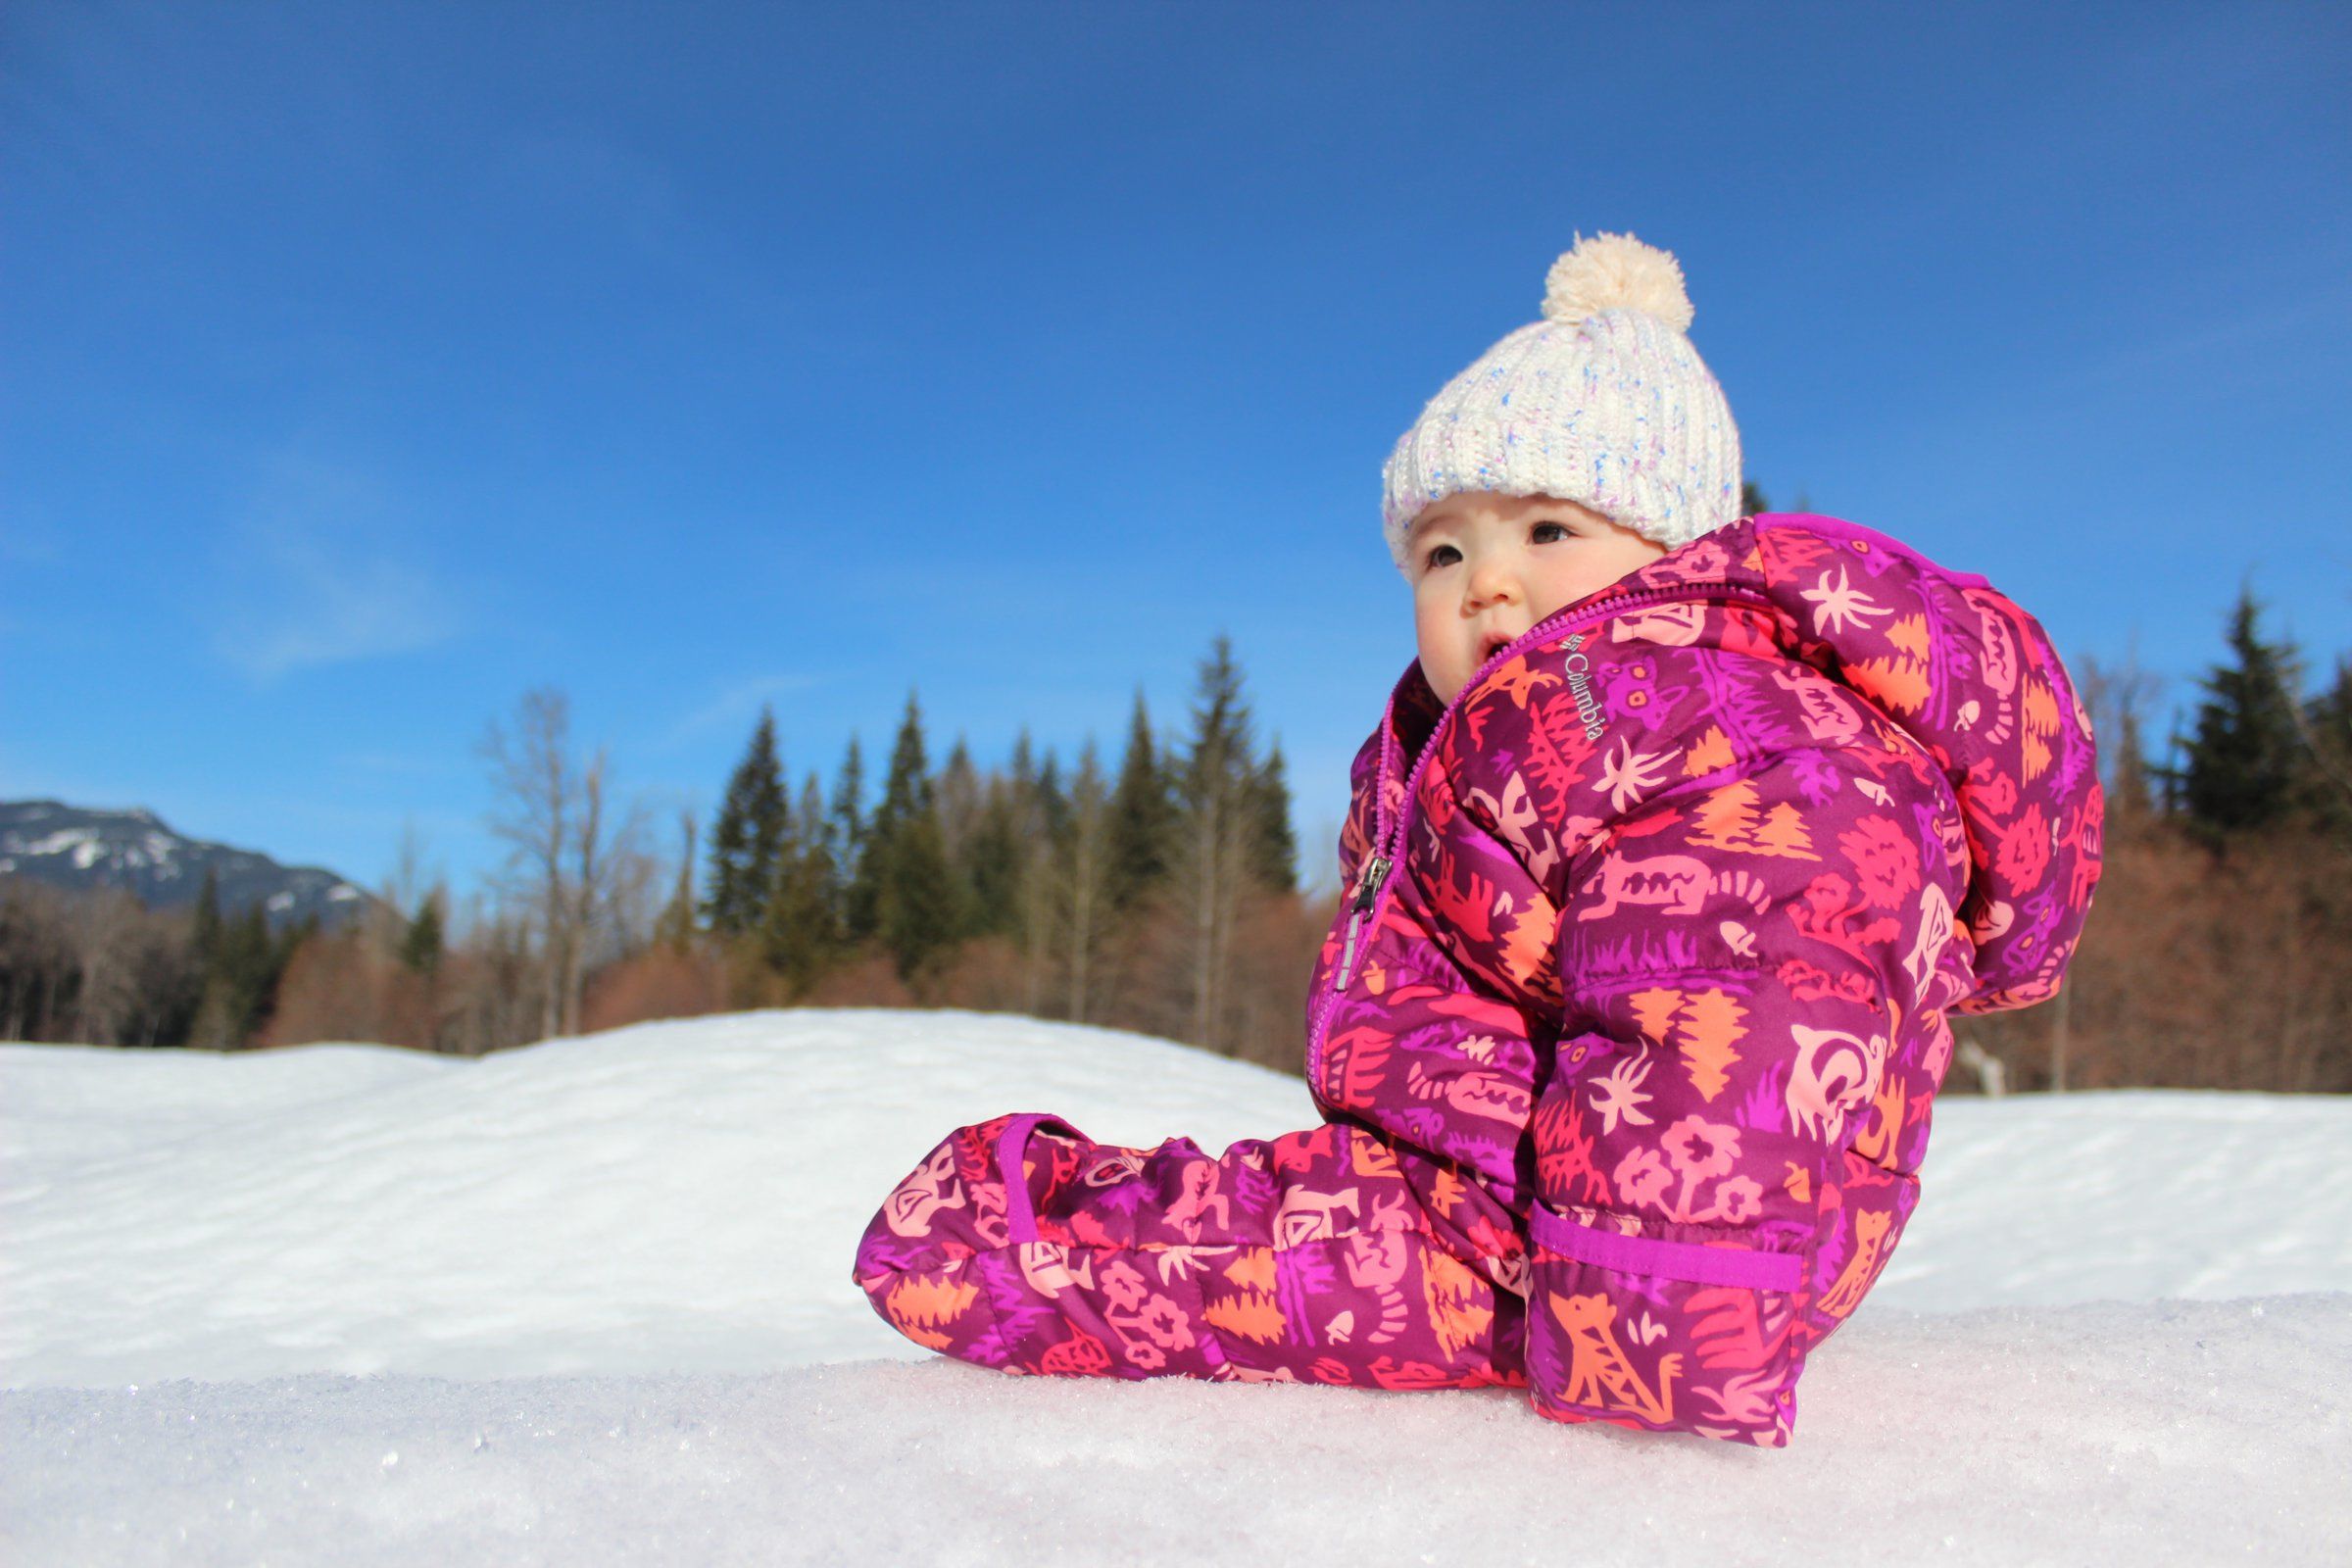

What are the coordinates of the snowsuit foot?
(854, 1112, 1529, 1391)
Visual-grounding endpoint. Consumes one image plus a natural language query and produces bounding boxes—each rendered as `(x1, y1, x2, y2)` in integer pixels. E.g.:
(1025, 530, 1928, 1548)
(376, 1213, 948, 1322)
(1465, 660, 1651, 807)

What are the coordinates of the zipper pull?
(1332, 854, 1391, 992)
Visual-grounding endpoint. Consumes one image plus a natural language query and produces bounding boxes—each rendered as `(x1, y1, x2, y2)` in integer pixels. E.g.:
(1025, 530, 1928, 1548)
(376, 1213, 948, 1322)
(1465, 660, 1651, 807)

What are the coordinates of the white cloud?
(660, 673, 822, 753)
(208, 453, 465, 681)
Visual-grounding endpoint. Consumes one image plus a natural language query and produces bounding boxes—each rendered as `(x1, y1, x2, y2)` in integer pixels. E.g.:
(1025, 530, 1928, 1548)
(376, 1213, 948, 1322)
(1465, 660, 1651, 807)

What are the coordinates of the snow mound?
(1, 1011, 1313, 1388)
(6, 1297, 2347, 1566)
(7, 1012, 2351, 1391)
(5, 1010, 2350, 1564)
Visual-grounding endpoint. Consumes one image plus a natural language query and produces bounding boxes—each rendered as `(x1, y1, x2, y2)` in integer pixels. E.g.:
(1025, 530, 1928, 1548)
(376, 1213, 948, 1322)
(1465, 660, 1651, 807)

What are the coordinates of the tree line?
(4, 583, 2347, 1092)
(1958, 587, 2352, 1093)
(672, 632, 1302, 1055)
(0, 635, 1325, 1071)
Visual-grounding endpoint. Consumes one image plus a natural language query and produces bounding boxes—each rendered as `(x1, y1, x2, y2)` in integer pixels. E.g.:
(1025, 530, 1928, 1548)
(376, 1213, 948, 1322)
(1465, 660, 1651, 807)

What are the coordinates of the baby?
(853, 233, 2104, 1446)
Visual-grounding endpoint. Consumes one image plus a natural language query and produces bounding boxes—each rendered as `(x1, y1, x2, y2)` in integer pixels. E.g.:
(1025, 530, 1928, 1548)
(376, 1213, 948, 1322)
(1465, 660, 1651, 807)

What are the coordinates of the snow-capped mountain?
(0, 799, 380, 931)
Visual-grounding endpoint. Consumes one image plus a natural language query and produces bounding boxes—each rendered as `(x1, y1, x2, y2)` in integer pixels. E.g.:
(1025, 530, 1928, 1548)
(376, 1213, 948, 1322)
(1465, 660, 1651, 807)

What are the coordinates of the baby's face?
(1407, 492, 1670, 704)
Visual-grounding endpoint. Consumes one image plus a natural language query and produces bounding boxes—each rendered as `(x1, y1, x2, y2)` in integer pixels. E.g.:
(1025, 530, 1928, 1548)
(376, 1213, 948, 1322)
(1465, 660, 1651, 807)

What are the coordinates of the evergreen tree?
(935, 738, 982, 862)
(705, 708, 789, 936)
(1250, 742, 1298, 896)
(1034, 748, 1070, 847)
(2180, 588, 2306, 841)
(1004, 731, 1063, 1009)
(933, 737, 984, 938)
(1056, 739, 1115, 1021)
(960, 774, 1024, 940)
(399, 890, 445, 975)
(653, 812, 700, 954)
(192, 902, 286, 1050)
(799, 769, 843, 942)
(1739, 481, 1772, 517)
(1107, 689, 1174, 910)
(1168, 635, 1272, 1053)
(761, 773, 841, 1000)
(191, 866, 222, 971)
(868, 692, 958, 982)
(834, 736, 874, 941)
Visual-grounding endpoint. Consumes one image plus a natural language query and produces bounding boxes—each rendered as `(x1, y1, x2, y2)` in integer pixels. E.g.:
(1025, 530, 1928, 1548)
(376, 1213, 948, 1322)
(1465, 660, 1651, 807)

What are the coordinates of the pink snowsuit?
(854, 514, 2103, 1446)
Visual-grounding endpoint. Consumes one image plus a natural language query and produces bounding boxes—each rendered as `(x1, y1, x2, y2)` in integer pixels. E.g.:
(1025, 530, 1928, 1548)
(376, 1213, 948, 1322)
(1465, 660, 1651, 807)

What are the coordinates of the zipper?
(1304, 578, 1774, 1101)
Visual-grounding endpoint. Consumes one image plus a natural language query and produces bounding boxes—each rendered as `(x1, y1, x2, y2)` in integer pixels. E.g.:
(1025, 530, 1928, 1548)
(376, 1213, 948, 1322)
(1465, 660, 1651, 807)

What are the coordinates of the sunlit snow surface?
(5, 1010, 2348, 1564)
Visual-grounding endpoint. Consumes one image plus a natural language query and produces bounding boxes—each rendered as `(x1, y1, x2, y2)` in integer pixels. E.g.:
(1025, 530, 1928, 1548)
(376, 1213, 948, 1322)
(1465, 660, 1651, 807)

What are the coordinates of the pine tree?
(961, 773, 1024, 940)
(400, 890, 445, 974)
(1057, 739, 1115, 1021)
(933, 737, 984, 939)
(2180, 588, 2306, 841)
(1034, 749, 1070, 847)
(798, 770, 842, 945)
(193, 902, 280, 1050)
(832, 736, 872, 941)
(1740, 481, 1772, 517)
(1107, 689, 1173, 910)
(1250, 742, 1298, 896)
(654, 812, 700, 954)
(761, 775, 841, 1000)
(1690, 778, 1762, 851)
(868, 692, 958, 983)
(706, 708, 788, 936)
(191, 866, 222, 970)
(1001, 731, 1057, 1007)
(1168, 635, 1274, 1054)
(1750, 801, 1820, 860)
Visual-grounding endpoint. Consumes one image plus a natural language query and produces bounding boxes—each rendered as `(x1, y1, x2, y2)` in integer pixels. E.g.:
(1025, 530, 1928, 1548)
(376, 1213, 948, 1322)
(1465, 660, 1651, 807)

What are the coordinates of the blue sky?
(5, 0, 2348, 911)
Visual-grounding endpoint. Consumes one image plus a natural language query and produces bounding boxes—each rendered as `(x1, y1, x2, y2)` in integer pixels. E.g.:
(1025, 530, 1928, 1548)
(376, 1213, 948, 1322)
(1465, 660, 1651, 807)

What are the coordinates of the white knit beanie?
(1381, 232, 1743, 569)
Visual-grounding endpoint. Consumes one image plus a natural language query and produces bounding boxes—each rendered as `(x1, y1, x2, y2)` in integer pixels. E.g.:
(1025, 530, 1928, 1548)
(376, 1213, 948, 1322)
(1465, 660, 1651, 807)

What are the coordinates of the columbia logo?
(1564, 633, 1605, 741)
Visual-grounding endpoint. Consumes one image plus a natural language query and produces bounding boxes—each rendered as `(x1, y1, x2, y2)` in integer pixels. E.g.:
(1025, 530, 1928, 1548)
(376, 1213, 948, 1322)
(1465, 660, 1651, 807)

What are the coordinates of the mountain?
(0, 798, 381, 931)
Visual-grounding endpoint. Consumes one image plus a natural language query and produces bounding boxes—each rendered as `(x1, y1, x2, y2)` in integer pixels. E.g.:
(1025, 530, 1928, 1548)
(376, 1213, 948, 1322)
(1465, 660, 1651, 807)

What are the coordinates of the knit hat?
(1381, 232, 1743, 569)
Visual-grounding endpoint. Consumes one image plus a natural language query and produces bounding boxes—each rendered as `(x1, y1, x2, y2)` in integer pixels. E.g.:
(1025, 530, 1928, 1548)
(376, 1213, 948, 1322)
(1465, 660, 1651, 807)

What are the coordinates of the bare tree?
(66, 886, 144, 1046)
(476, 686, 658, 1042)
(374, 816, 438, 957)
(2078, 642, 2166, 820)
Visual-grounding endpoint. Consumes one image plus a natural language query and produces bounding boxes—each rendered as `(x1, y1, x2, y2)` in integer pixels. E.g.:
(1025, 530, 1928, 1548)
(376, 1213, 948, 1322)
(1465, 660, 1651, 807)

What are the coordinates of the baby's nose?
(1467, 567, 1517, 606)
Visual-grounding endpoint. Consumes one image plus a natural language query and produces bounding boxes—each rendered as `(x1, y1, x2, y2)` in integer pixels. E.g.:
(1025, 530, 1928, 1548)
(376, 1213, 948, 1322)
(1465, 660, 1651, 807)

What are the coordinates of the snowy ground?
(5, 1010, 2349, 1564)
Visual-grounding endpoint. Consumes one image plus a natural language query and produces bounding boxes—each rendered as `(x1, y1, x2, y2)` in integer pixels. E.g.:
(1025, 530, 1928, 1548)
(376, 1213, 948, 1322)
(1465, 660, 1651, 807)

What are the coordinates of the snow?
(9, 826, 91, 856)
(4, 1010, 2349, 1563)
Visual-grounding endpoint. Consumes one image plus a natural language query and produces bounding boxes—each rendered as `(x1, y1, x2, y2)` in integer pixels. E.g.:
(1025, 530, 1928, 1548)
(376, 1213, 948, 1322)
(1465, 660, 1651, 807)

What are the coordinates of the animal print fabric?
(853, 514, 2103, 1446)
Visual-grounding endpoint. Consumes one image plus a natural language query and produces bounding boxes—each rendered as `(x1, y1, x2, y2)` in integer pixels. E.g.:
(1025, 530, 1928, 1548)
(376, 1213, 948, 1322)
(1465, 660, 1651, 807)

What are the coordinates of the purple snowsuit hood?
(855, 513, 2103, 1446)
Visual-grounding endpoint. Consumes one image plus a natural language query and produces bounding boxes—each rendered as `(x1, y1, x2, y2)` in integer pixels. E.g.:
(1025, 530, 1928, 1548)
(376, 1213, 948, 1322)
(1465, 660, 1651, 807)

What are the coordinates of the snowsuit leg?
(853, 1113, 1527, 1391)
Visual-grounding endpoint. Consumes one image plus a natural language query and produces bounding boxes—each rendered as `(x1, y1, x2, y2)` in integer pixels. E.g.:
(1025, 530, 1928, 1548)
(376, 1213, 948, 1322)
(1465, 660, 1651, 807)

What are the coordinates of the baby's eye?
(1531, 520, 1572, 543)
(1423, 542, 1460, 570)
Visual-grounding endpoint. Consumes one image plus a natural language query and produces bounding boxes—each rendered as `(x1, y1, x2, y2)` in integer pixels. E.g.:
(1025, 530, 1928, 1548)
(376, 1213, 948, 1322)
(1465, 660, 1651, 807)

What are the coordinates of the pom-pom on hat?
(1381, 232, 1743, 570)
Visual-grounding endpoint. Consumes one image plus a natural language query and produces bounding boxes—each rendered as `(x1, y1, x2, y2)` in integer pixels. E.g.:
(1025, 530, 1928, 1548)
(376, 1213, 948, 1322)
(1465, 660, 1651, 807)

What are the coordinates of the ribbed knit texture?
(1381, 236, 1743, 569)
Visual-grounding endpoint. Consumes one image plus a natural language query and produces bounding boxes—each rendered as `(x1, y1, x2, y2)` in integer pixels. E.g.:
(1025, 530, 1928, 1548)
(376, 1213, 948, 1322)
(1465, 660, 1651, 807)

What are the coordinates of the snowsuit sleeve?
(1514, 739, 1966, 1446)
